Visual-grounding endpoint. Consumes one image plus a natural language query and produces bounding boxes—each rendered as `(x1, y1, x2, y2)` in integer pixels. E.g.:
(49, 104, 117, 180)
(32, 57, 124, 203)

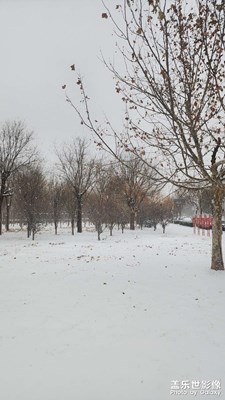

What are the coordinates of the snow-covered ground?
(0, 224, 224, 400)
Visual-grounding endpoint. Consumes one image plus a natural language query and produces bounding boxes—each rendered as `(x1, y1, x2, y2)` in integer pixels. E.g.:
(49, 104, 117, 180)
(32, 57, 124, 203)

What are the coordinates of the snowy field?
(0, 224, 224, 400)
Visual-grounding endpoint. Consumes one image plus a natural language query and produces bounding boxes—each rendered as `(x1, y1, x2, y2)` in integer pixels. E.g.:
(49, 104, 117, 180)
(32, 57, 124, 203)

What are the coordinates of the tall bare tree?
(0, 120, 36, 235)
(57, 138, 95, 233)
(65, 0, 225, 270)
(106, 0, 225, 270)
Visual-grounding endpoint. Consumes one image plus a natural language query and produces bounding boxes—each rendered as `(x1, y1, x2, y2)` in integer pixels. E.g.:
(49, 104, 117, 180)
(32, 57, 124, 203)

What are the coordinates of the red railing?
(192, 215, 213, 236)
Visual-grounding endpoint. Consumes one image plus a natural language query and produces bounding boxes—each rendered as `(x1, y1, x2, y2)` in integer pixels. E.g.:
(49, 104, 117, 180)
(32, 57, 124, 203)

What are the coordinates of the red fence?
(192, 215, 213, 236)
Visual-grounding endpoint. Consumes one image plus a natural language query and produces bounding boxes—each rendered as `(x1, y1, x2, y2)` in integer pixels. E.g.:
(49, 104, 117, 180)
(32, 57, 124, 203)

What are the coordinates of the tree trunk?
(6, 202, 10, 232)
(53, 202, 58, 234)
(32, 229, 35, 240)
(211, 186, 224, 270)
(0, 178, 7, 235)
(109, 225, 113, 236)
(0, 198, 3, 235)
(27, 223, 31, 238)
(130, 210, 135, 230)
(77, 196, 82, 233)
(96, 223, 102, 240)
(98, 229, 101, 240)
(71, 217, 75, 236)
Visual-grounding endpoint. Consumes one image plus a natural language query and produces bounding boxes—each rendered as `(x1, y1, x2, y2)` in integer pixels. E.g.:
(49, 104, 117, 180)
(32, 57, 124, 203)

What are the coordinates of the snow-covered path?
(0, 225, 224, 400)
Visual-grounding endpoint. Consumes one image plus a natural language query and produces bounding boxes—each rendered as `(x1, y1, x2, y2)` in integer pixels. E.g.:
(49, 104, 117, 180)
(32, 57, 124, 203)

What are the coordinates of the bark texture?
(77, 196, 82, 233)
(211, 187, 224, 270)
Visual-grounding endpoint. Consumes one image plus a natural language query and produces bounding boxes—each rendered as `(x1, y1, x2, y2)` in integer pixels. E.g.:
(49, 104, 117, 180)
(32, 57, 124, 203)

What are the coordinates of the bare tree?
(118, 156, 158, 230)
(0, 120, 36, 235)
(15, 164, 46, 240)
(173, 192, 189, 220)
(86, 192, 106, 240)
(148, 197, 162, 231)
(86, 163, 110, 240)
(63, 183, 77, 235)
(100, 165, 128, 235)
(3, 186, 13, 231)
(193, 188, 214, 216)
(48, 178, 65, 234)
(136, 196, 151, 229)
(159, 197, 174, 234)
(65, 0, 225, 270)
(105, 0, 225, 270)
(57, 138, 95, 233)
(116, 203, 129, 233)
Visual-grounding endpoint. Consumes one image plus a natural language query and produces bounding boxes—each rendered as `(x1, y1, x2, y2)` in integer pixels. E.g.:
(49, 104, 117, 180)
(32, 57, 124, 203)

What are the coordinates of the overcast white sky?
(0, 0, 122, 164)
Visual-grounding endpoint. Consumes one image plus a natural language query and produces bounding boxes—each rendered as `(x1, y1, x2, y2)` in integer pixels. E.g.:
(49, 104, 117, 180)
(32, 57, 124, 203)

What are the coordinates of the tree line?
(1, 121, 184, 240)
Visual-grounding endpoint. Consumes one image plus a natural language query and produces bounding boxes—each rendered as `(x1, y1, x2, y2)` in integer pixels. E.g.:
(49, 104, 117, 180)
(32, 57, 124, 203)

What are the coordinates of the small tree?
(49, 179, 65, 234)
(86, 193, 105, 240)
(137, 196, 151, 229)
(63, 183, 77, 235)
(148, 198, 162, 231)
(0, 120, 36, 235)
(57, 138, 95, 233)
(194, 188, 214, 216)
(159, 198, 174, 234)
(15, 165, 46, 240)
(86, 164, 109, 240)
(118, 156, 157, 230)
(103, 166, 127, 235)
